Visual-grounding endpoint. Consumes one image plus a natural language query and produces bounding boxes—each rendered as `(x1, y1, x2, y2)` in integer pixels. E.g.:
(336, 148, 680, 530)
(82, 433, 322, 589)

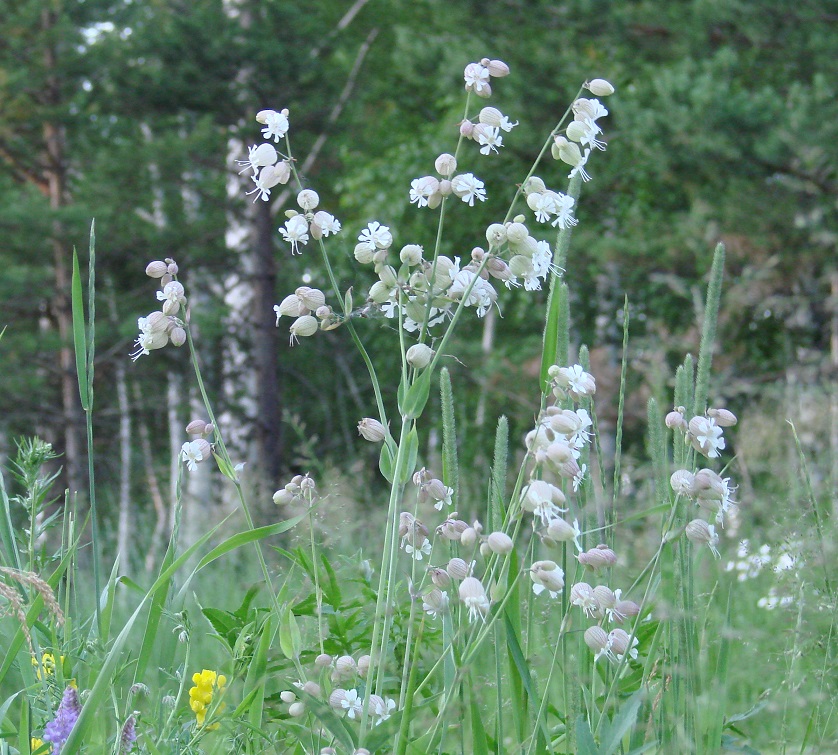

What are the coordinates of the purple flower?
(43, 687, 80, 754)
(120, 714, 137, 753)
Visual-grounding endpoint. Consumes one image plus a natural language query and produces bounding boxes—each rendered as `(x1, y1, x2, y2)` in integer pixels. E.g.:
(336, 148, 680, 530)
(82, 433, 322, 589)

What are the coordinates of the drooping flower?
(181, 440, 210, 472)
(43, 686, 81, 754)
(463, 62, 491, 94)
(459, 577, 491, 623)
(688, 416, 726, 459)
(256, 108, 290, 142)
(529, 560, 565, 598)
(237, 142, 277, 175)
(280, 215, 311, 255)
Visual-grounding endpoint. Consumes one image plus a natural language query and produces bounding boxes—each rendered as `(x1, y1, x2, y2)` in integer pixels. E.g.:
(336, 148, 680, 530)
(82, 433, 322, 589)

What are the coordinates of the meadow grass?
(0, 62, 835, 755)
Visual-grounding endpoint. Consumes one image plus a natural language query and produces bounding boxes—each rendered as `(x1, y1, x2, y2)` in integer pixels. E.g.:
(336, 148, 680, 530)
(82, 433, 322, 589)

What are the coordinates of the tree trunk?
(42, 7, 85, 495)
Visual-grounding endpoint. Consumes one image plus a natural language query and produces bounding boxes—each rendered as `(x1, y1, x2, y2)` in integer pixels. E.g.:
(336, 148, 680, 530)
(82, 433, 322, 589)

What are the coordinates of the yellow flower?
(31, 738, 45, 753)
(31, 652, 61, 681)
(188, 669, 227, 728)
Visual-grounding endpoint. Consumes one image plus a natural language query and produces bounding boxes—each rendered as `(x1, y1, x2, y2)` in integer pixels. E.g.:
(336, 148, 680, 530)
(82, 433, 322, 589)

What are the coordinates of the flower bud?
(608, 628, 634, 658)
(459, 120, 476, 138)
(447, 557, 470, 580)
(485, 223, 507, 247)
(357, 418, 386, 442)
(357, 655, 371, 677)
(399, 244, 423, 266)
(530, 560, 565, 594)
(429, 567, 451, 588)
(354, 243, 376, 264)
(185, 419, 211, 436)
(302, 681, 321, 696)
(146, 260, 168, 278)
(434, 153, 457, 177)
(505, 222, 528, 244)
(295, 287, 325, 311)
(565, 120, 589, 143)
(522, 176, 547, 196)
(288, 701, 306, 717)
(586, 78, 615, 97)
(708, 407, 738, 427)
(315, 653, 333, 667)
(406, 343, 434, 369)
(328, 689, 347, 710)
(578, 544, 617, 570)
(584, 625, 608, 654)
(280, 690, 297, 704)
(276, 294, 306, 319)
(484, 58, 510, 77)
(665, 410, 688, 431)
(460, 527, 478, 549)
(685, 519, 720, 558)
(614, 600, 640, 622)
(487, 531, 514, 554)
(297, 189, 320, 211)
(169, 327, 186, 347)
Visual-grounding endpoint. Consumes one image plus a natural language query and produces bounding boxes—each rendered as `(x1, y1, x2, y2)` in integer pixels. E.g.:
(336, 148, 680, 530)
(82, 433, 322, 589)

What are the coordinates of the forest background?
(0, 0, 835, 595)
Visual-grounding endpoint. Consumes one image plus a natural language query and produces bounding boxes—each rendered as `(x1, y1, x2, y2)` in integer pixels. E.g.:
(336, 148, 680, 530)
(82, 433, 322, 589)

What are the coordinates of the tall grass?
(0, 61, 835, 755)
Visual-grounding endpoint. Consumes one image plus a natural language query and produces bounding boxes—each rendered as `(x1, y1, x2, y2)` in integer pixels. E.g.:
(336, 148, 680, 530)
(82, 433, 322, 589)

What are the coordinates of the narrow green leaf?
(279, 606, 301, 660)
(397, 426, 419, 484)
(17, 697, 29, 755)
(692, 242, 725, 416)
(400, 370, 432, 419)
(490, 416, 509, 530)
(440, 368, 459, 502)
(575, 715, 600, 755)
(599, 689, 644, 755)
(245, 616, 272, 730)
(194, 511, 312, 572)
(469, 689, 490, 755)
(379, 440, 396, 483)
(540, 280, 569, 391)
(71, 249, 89, 411)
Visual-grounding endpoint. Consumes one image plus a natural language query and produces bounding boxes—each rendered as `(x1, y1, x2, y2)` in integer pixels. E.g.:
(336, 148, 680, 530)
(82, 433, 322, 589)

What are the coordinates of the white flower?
(280, 215, 310, 254)
(459, 577, 491, 623)
(463, 62, 490, 94)
(246, 164, 284, 202)
(237, 143, 278, 175)
(568, 147, 592, 182)
(258, 108, 290, 142)
(520, 479, 567, 526)
(530, 560, 565, 598)
(130, 329, 168, 361)
(340, 689, 363, 719)
(451, 173, 487, 206)
(313, 211, 341, 237)
(181, 440, 204, 472)
(357, 221, 393, 251)
(403, 538, 432, 561)
(371, 695, 396, 725)
(572, 463, 587, 492)
(689, 416, 726, 458)
(409, 176, 440, 208)
(477, 126, 503, 155)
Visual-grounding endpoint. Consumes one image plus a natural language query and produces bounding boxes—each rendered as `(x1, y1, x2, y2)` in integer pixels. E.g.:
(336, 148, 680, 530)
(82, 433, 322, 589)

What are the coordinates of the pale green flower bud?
(406, 343, 434, 369)
(485, 223, 507, 247)
(506, 222, 528, 244)
(169, 327, 186, 347)
(586, 78, 615, 96)
(357, 418, 386, 442)
(487, 531, 513, 554)
(399, 244, 423, 266)
(522, 176, 546, 196)
(460, 527, 478, 549)
(295, 286, 325, 311)
(288, 702, 306, 717)
(354, 243, 375, 264)
(368, 281, 392, 303)
(276, 293, 306, 318)
(289, 315, 318, 343)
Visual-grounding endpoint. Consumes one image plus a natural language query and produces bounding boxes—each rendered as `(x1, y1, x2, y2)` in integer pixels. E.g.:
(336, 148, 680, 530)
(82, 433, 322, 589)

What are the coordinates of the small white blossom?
(463, 62, 490, 94)
(409, 176, 440, 208)
(340, 689, 363, 720)
(451, 173, 487, 206)
(258, 108, 290, 142)
(280, 215, 310, 254)
(312, 211, 341, 237)
(357, 221, 393, 251)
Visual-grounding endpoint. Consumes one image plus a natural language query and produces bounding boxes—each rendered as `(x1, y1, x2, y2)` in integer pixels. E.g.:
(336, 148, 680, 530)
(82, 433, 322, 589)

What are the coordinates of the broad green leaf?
(279, 606, 301, 660)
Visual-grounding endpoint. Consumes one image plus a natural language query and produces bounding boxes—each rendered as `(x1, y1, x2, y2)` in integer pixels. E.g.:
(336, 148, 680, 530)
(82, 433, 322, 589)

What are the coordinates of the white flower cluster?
(130, 259, 188, 361)
(551, 93, 613, 182)
(273, 286, 341, 346)
(239, 109, 292, 202)
(408, 153, 487, 208)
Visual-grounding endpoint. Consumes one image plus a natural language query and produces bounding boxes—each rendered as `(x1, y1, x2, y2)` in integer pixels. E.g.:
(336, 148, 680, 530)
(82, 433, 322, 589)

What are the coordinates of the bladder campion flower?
(189, 669, 227, 728)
